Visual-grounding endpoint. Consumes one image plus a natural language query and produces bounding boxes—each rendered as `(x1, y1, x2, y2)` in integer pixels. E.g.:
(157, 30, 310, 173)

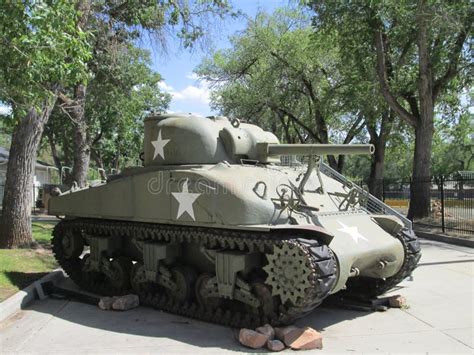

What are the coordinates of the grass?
(0, 222, 57, 301)
(32, 222, 56, 246)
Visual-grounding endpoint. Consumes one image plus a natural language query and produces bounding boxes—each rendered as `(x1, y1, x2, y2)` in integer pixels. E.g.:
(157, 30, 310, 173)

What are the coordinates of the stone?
(98, 296, 118, 311)
(278, 326, 323, 350)
(239, 328, 268, 349)
(274, 325, 299, 341)
(256, 323, 275, 339)
(388, 295, 407, 308)
(267, 339, 285, 352)
(112, 294, 140, 311)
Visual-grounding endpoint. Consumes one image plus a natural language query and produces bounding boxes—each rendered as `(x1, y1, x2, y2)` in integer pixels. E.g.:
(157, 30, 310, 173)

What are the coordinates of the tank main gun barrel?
(257, 143, 374, 160)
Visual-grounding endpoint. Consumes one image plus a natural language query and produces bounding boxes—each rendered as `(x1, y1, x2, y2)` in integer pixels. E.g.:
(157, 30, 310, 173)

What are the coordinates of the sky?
(146, 0, 289, 116)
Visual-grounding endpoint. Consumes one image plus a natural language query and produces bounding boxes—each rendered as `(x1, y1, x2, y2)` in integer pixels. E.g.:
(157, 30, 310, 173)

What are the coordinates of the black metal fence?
(380, 176, 474, 236)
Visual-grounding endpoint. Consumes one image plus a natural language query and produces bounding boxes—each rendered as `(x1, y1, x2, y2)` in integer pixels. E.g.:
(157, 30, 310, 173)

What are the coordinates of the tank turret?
(49, 113, 421, 328)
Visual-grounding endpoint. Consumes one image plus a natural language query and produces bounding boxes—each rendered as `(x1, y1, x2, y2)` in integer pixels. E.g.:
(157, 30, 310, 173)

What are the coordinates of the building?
(0, 147, 59, 208)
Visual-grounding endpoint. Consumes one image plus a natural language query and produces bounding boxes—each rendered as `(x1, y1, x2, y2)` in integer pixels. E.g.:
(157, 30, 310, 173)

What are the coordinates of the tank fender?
(270, 225, 333, 244)
(371, 215, 405, 236)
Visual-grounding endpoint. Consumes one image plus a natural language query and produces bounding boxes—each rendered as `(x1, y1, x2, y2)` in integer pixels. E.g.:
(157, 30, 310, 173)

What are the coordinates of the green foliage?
(41, 0, 233, 175)
(0, 1, 92, 117)
(431, 107, 473, 176)
(197, 9, 365, 148)
(310, 0, 473, 100)
(46, 40, 170, 171)
(98, 0, 234, 48)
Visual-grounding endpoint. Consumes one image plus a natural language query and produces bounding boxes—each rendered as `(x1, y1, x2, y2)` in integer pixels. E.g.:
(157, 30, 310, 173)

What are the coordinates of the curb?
(416, 230, 474, 248)
(0, 269, 65, 323)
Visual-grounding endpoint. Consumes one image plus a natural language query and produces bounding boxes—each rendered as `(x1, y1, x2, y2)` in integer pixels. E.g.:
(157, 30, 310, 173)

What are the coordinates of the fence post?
(440, 175, 445, 233)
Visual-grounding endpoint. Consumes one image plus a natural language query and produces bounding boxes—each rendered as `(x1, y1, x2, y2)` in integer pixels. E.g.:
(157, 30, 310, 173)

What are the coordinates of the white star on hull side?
(171, 179, 201, 221)
(337, 221, 368, 243)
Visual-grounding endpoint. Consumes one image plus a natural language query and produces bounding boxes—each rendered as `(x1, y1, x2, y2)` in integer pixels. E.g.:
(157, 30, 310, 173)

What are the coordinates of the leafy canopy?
(0, 1, 92, 117)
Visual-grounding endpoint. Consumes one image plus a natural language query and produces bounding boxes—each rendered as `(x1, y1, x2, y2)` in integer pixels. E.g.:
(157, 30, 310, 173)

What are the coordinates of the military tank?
(49, 113, 421, 327)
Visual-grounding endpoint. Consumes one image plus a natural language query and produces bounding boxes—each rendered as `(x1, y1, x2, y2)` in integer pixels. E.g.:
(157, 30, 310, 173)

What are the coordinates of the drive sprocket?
(263, 243, 311, 305)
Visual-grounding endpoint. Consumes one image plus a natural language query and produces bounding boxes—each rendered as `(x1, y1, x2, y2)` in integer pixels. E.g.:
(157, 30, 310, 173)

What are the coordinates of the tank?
(49, 113, 421, 327)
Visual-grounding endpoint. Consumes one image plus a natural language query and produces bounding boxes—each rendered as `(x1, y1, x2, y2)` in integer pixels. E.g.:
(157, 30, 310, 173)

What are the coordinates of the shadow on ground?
(5, 271, 49, 291)
(22, 277, 395, 353)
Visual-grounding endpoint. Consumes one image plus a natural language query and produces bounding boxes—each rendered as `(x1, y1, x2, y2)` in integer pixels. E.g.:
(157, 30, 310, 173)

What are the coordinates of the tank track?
(52, 218, 337, 328)
(341, 228, 421, 299)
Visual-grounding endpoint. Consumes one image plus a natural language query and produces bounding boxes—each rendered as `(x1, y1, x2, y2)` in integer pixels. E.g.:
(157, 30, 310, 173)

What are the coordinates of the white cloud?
(186, 72, 200, 80)
(0, 104, 12, 116)
(158, 81, 175, 92)
(174, 84, 210, 104)
(158, 78, 210, 106)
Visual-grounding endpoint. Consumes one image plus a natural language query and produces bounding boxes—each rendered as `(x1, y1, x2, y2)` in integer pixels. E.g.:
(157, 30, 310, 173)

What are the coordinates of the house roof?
(0, 146, 54, 169)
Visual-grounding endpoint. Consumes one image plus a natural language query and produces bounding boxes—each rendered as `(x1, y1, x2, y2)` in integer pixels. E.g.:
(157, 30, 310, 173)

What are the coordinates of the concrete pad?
(1, 239, 473, 354)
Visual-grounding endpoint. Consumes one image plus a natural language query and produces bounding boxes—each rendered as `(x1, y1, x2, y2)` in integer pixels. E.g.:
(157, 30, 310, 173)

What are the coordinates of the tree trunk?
(0, 102, 55, 248)
(327, 155, 339, 171)
(45, 128, 62, 174)
(408, 0, 434, 219)
(70, 84, 91, 187)
(368, 139, 386, 199)
(91, 148, 107, 180)
(407, 118, 434, 219)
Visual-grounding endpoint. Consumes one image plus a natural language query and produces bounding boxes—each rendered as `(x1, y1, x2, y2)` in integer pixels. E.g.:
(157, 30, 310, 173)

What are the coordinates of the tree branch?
(432, 26, 471, 101)
(374, 28, 418, 128)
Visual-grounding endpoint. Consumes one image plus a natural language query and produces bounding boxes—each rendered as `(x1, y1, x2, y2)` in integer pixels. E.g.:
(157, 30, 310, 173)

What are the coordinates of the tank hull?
(48, 114, 420, 326)
(50, 164, 407, 294)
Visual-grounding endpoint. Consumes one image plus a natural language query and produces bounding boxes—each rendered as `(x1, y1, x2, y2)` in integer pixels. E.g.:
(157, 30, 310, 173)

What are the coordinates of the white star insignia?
(337, 221, 368, 243)
(172, 179, 201, 221)
(151, 130, 170, 160)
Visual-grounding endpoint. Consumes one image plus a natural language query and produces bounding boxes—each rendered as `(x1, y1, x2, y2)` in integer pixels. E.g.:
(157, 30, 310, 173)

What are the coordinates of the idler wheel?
(108, 257, 133, 291)
(60, 229, 84, 259)
(195, 273, 222, 310)
(171, 266, 197, 303)
(263, 243, 311, 305)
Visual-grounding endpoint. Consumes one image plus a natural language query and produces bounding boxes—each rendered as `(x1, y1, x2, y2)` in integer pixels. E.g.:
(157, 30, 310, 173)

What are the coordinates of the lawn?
(0, 222, 57, 301)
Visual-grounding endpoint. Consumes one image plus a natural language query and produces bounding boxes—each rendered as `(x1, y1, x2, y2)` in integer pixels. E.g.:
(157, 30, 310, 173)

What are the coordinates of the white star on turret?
(151, 130, 170, 160)
(172, 179, 201, 221)
(337, 221, 368, 243)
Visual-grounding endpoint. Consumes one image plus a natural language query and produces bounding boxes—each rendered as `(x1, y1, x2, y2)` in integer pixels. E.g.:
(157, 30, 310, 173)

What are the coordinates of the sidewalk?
(1, 239, 472, 354)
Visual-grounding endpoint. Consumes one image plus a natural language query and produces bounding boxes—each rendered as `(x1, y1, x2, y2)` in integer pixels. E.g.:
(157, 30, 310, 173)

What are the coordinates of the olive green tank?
(49, 113, 421, 327)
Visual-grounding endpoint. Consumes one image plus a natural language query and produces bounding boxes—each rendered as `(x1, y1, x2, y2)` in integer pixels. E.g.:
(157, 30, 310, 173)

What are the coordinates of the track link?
(52, 218, 337, 328)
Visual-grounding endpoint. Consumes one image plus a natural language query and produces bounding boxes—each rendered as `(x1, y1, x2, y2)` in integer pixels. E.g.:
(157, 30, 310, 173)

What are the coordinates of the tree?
(0, 1, 91, 248)
(47, 42, 170, 180)
(431, 105, 473, 176)
(58, 0, 233, 187)
(310, 0, 473, 218)
(197, 10, 366, 172)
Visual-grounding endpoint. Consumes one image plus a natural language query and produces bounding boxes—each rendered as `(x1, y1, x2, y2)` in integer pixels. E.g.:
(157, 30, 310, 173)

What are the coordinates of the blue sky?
(145, 0, 288, 116)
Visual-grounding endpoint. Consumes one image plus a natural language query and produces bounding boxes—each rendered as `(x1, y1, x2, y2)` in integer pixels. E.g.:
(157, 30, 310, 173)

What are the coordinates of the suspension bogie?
(52, 218, 338, 327)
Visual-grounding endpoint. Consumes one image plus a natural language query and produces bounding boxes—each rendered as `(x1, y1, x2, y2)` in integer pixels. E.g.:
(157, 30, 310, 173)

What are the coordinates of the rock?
(98, 296, 118, 310)
(388, 295, 407, 308)
(112, 294, 140, 311)
(239, 328, 268, 349)
(274, 325, 299, 341)
(267, 339, 285, 352)
(256, 323, 275, 339)
(277, 326, 323, 350)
